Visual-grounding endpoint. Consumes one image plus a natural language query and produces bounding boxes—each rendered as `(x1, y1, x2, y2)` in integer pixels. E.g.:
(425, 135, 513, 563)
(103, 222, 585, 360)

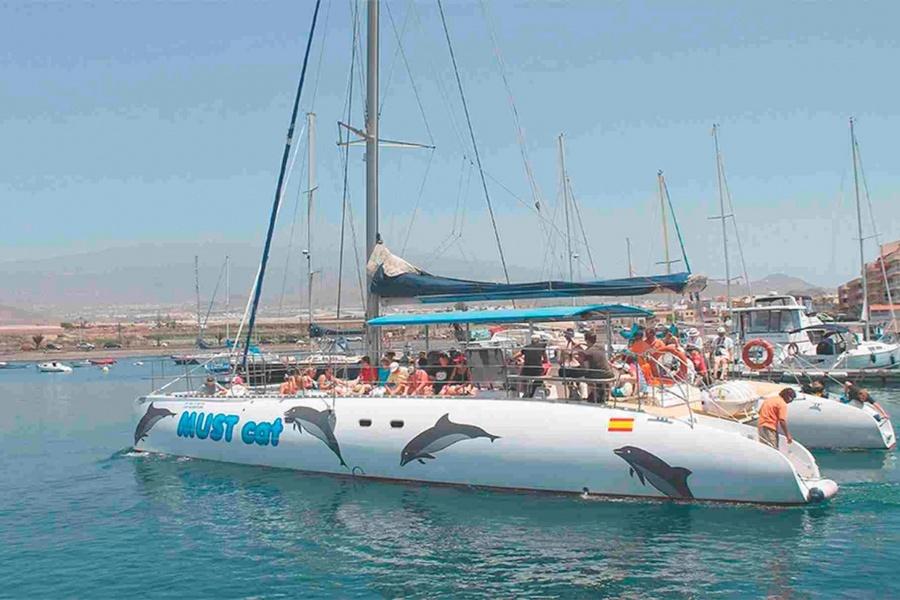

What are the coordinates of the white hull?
(37, 362, 72, 373)
(134, 393, 836, 505)
(710, 381, 895, 450)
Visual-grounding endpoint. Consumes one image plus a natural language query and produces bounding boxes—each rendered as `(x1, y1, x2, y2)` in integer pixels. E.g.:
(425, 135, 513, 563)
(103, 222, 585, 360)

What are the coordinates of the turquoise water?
(2, 361, 899, 598)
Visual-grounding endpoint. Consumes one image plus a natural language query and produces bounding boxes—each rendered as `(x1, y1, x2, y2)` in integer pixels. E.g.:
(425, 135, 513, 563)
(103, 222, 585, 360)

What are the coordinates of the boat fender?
(808, 487, 826, 503)
(742, 339, 775, 370)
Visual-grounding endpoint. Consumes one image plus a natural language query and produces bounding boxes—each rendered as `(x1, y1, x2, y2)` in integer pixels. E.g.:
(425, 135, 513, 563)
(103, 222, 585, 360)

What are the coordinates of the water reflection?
(130, 455, 836, 597)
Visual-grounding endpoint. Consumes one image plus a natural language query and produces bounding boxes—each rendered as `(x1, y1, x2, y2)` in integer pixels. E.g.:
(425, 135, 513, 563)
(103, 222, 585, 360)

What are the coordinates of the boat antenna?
(241, 0, 323, 370)
(194, 255, 202, 347)
(850, 117, 870, 339)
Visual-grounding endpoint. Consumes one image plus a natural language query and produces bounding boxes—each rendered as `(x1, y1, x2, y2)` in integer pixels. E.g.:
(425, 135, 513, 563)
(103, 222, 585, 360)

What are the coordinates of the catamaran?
(132, 0, 838, 505)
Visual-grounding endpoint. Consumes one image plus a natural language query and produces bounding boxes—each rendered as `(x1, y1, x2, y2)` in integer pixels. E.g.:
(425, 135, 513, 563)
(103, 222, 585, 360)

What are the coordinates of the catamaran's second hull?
(133, 394, 836, 506)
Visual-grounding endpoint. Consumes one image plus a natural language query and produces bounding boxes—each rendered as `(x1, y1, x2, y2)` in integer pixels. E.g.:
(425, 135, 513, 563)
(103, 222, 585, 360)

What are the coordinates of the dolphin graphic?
(134, 402, 176, 445)
(613, 446, 694, 499)
(283, 406, 347, 468)
(400, 413, 500, 467)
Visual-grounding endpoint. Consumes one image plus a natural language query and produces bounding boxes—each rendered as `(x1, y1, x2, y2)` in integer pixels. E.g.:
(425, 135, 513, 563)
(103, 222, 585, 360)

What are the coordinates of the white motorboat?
(733, 295, 900, 371)
(37, 361, 73, 373)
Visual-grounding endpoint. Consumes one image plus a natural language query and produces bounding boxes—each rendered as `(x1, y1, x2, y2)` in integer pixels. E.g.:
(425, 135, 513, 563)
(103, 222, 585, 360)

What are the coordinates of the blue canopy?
(367, 304, 652, 327)
(371, 268, 697, 303)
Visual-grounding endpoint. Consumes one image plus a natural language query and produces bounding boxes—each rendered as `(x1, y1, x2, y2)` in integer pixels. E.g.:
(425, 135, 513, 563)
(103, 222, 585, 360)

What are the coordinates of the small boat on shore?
(37, 361, 73, 373)
(89, 358, 117, 366)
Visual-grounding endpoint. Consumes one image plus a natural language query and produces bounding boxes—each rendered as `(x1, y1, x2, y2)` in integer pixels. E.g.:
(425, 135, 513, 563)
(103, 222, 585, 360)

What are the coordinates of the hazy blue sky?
(3, 0, 900, 288)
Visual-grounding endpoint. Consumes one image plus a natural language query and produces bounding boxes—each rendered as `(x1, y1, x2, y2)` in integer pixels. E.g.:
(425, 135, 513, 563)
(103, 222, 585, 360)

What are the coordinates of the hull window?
(390, 420, 405, 429)
(359, 419, 372, 427)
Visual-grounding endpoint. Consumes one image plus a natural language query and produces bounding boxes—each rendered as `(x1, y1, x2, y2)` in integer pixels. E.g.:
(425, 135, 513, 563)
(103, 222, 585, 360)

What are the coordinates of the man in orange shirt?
(757, 388, 796, 448)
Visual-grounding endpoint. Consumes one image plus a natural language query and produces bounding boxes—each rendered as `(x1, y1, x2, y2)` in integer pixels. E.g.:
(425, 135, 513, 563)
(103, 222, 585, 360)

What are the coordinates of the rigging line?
(241, 0, 323, 370)
(566, 176, 597, 278)
(478, 0, 545, 213)
(202, 259, 228, 330)
(308, 0, 333, 110)
(276, 124, 310, 317)
(400, 148, 436, 255)
(480, 168, 569, 245)
(337, 0, 360, 318)
(385, 0, 434, 144)
(378, 0, 411, 119)
(855, 139, 897, 328)
(346, 193, 367, 311)
(717, 146, 751, 292)
(660, 174, 691, 274)
(407, 0, 467, 155)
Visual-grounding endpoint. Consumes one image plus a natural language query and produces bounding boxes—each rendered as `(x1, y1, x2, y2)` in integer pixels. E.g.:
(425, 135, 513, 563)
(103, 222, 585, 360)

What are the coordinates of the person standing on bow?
(711, 326, 734, 380)
(757, 387, 796, 449)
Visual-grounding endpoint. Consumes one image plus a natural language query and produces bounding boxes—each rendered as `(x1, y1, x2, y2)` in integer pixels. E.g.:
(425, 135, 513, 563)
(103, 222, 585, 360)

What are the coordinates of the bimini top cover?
(367, 244, 705, 304)
(367, 304, 652, 327)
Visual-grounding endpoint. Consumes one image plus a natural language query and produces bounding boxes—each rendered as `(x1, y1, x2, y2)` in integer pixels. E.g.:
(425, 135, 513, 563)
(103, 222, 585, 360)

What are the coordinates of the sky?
(3, 0, 900, 294)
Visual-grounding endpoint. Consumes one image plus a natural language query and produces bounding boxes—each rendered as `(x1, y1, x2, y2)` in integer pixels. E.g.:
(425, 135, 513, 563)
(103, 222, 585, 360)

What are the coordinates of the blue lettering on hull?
(176, 411, 281, 447)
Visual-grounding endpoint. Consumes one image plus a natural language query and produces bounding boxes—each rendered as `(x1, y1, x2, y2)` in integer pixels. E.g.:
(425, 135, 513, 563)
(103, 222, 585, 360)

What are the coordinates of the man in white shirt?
(711, 326, 734, 380)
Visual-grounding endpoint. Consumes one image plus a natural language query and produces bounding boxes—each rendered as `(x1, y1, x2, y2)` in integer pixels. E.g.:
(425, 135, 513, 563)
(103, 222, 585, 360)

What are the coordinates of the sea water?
(1, 360, 899, 598)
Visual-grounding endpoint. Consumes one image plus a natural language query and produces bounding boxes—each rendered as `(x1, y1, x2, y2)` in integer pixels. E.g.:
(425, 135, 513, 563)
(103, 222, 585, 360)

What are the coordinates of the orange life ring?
(742, 339, 775, 370)
(650, 347, 690, 383)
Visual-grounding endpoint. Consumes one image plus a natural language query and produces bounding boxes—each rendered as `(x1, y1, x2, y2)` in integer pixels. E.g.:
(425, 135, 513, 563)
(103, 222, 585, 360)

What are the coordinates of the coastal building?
(837, 239, 900, 319)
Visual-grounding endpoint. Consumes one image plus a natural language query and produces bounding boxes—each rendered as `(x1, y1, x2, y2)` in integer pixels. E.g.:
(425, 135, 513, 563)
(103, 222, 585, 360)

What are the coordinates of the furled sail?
(367, 244, 706, 304)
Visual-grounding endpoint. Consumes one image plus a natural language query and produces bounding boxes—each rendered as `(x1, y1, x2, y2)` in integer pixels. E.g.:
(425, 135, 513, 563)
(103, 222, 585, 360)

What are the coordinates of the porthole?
(359, 419, 372, 427)
(390, 420, 404, 428)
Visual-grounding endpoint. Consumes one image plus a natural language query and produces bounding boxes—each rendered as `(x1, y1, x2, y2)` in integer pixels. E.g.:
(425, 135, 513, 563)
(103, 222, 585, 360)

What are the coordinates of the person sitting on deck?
(686, 345, 709, 385)
(684, 327, 704, 351)
(757, 387, 795, 448)
(317, 366, 345, 393)
(202, 376, 226, 396)
(575, 332, 614, 404)
(358, 356, 378, 386)
(842, 383, 890, 420)
(430, 353, 454, 395)
(406, 359, 433, 396)
(801, 380, 827, 397)
(443, 354, 476, 396)
(711, 326, 734, 381)
(279, 372, 298, 396)
(385, 362, 409, 396)
(662, 328, 681, 349)
(377, 357, 391, 385)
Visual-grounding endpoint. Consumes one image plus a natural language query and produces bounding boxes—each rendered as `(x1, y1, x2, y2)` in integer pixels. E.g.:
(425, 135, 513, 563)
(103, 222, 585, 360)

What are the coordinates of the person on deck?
(516, 340, 548, 398)
(203, 376, 226, 396)
(757, 387, 796, 449)
(317, 366, 345, 393)
(576, 332, 614, 403)
(430, 353, 453, 395)
(358, 356, 378, 386)
(377, 357, 391, 385)
(385, 362, 409, 396)
(711, 326, 734, 380)
(279, 372, 298, 396)
(842, 383, 890, 420)
(406, 359, 433, 396)
(685, 327, 704, 351)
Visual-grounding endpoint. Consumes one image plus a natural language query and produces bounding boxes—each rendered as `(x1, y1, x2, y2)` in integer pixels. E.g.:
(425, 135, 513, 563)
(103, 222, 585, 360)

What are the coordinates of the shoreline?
(0, 343, 305, 363)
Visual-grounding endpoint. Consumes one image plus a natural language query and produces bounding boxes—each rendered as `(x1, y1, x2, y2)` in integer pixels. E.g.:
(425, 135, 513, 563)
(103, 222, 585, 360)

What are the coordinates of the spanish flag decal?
(608, 417, 634, 432)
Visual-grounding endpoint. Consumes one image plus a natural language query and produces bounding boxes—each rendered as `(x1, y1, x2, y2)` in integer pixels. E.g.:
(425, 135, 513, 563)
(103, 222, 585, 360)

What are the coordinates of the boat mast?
(712, 124, 732, 311)
(657, 170, 674, 319)
(194, 255, 202, 346)
(850, 117, 869, 338)
(365, 0, 381, 358)
(306, 112, 316, 333)
(559, 133, 573, 282)
(626, 236, 635, 308)
(225, 255, 230, 342)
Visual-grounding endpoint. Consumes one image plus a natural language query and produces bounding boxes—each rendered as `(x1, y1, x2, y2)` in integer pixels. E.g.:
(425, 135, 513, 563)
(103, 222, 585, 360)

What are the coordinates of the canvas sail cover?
(367, 244, 706, 304)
